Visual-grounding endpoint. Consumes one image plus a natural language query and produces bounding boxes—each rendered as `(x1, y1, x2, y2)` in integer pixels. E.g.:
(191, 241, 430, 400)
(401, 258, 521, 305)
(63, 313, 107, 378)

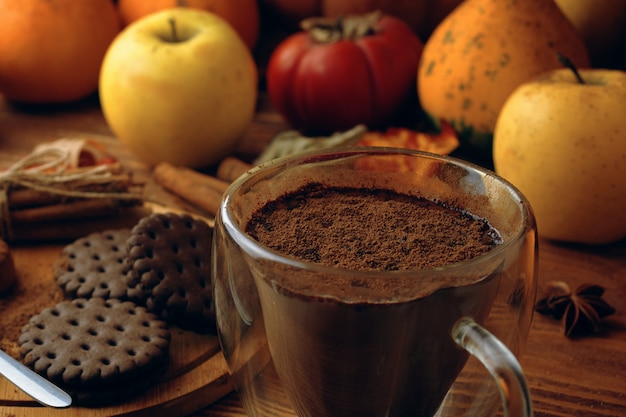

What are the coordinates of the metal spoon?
(0, 348, 72, 408)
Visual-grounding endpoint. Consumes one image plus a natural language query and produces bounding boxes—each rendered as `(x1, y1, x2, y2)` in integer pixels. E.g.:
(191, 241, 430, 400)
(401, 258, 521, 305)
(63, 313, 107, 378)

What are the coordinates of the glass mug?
(213, 148, 538, 417)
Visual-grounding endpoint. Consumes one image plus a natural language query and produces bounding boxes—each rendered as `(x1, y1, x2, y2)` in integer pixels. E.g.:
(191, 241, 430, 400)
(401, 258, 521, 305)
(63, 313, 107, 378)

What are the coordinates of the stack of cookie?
(18, 213, 215, 406)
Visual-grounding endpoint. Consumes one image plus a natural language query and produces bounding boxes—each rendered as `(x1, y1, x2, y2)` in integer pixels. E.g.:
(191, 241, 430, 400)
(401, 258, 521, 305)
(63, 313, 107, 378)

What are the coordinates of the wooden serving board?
(0, 243, 233, 417)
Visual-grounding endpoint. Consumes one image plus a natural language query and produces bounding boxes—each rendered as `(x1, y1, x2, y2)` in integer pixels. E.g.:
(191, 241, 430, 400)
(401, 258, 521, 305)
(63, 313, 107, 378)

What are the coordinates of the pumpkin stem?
(301, 11, 382, 43)
(557, 53, 585, 84)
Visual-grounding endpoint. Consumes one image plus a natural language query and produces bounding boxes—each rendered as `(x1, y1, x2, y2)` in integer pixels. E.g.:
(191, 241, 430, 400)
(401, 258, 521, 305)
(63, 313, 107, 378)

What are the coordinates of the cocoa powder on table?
(246, 183, 501, 272)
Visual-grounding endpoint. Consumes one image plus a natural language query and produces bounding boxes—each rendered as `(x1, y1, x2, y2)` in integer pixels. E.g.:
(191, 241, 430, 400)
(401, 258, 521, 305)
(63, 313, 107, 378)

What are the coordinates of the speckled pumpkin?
(417, 0, 590, 145)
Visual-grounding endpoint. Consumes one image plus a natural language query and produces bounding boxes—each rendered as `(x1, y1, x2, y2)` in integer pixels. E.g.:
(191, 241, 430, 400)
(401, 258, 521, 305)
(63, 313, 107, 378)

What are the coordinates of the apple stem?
(168, 18, 178, 42)
(557, 53, 585, 84)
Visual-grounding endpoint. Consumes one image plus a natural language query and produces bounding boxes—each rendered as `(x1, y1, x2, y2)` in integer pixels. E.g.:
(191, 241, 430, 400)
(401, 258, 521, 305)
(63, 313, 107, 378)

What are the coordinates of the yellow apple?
(493, 68, 626, 245)
(99, 8, 257, 168)
(555, 0, 626, 68)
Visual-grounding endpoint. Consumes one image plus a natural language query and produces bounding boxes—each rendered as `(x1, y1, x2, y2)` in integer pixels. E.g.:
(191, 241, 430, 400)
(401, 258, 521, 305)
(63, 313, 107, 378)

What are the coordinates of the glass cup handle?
(452, 317, 533, 417)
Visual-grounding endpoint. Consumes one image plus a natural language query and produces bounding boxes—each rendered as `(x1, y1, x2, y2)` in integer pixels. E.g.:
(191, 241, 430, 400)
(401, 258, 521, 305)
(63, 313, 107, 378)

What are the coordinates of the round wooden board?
(0, 244, 232, 416)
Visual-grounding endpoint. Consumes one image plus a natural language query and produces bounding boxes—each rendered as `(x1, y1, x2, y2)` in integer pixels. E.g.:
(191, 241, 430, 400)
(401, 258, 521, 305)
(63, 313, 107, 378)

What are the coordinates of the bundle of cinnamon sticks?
(1, 163, 146, 242)
(2, 152, 250, 242)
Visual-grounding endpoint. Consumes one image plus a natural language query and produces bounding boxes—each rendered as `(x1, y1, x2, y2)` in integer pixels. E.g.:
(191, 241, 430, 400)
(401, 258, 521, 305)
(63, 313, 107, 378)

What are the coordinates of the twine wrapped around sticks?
(0, 138, 143, 241)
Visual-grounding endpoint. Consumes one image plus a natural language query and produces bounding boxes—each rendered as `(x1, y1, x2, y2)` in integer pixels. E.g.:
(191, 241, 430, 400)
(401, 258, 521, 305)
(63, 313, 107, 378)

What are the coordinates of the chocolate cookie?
(18, 297, 170, 406)
(53, 229, 132, 300)
(125, 213, 215, 334)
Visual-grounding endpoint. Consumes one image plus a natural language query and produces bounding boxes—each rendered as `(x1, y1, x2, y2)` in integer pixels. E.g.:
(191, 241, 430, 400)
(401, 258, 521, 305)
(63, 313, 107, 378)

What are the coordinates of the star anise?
(535, 281, 616, 338)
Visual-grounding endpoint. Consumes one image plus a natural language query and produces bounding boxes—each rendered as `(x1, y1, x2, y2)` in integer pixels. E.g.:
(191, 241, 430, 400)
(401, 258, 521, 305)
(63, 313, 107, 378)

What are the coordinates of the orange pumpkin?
(117, 0, 260, 50)
(260, 0, 462, 40)
(259, 0, 319, 28)
(323, 1, 429, 39)
(0, 0, 121, 103)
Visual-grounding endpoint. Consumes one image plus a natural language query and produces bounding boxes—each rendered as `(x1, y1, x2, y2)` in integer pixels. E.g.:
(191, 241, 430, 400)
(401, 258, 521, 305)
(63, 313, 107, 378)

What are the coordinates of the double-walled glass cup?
(213, 148, 538, 417)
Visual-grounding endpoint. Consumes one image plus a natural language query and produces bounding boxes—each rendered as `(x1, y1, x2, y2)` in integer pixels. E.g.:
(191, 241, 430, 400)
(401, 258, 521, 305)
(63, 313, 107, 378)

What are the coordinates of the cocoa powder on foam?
(246, 183, 501, 273)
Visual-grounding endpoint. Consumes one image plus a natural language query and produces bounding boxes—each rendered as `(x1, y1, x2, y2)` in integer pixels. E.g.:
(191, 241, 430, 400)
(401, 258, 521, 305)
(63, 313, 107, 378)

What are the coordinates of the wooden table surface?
(1, 92, 625, 417)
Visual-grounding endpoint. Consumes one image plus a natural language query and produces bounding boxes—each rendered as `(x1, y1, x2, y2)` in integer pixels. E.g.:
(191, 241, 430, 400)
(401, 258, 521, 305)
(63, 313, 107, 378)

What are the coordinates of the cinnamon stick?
(9, 206, 152, 243)
(152, 162, 230, 216)
(216, 157, 253, 183)
(10, 198, 130, 223)
(6, 173, 138, 208)
(6, 188, 62, 208)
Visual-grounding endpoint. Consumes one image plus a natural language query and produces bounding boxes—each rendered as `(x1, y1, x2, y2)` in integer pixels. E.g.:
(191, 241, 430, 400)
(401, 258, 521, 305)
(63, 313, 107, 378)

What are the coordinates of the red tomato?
(266, 12, 424, 134)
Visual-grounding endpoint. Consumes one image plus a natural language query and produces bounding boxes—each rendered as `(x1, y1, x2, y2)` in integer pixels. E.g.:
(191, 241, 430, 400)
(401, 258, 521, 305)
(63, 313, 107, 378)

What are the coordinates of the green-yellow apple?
(99, 8, 257, 168)
(554, 0, 626, 68)
(493, 68, 626, 245)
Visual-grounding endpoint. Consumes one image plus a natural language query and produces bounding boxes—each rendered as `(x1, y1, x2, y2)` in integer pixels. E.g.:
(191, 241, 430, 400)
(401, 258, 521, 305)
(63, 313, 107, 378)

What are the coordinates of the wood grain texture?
(1, 93, 625, 417)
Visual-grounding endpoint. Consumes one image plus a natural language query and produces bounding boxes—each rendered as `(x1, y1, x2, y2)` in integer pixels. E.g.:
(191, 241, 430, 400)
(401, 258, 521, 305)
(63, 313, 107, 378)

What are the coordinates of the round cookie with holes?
(125, 213, 215, 334)
(18, 297, 170, 406)
(53, 228, 133, 300)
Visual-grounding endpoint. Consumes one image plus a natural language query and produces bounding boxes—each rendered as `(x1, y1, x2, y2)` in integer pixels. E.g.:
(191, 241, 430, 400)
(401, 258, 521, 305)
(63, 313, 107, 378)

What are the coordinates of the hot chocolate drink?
(243, 183, 503, 417)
